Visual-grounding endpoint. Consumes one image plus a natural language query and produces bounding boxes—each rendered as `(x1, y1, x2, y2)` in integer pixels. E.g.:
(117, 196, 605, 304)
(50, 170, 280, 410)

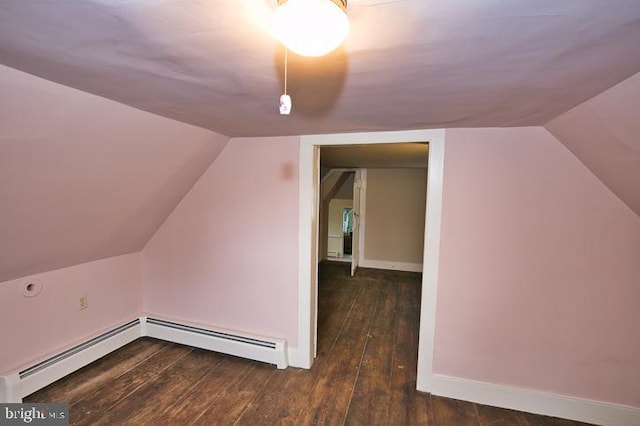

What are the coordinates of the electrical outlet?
(78, 295, 88, 310)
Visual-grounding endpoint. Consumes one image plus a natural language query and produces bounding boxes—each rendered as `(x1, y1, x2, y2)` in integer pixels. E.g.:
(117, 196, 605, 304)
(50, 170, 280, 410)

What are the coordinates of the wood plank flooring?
(26, 263, 593, 425)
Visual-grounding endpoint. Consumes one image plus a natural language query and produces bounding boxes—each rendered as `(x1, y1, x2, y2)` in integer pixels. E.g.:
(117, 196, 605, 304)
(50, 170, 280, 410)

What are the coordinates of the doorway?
(342, 206, 353, 257)
(319, 169, 362, 276)
(297, 129, 445, 393)
(322, 170, 355, 263)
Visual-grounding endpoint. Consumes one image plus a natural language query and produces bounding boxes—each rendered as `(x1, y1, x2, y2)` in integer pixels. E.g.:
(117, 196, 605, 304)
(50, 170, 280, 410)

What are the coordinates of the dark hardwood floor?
(26, 263, 592, 425)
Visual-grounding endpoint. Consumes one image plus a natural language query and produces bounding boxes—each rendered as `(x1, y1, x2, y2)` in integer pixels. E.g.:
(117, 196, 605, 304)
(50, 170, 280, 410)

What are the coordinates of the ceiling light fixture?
(273, 0, 349, 57)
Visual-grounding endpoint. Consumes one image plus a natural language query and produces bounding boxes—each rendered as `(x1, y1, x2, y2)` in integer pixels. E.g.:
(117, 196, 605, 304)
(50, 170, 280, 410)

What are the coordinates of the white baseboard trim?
(286, 347, 303, 368)
(359, 259, 423, 273)
(1, 316, 289, 403)
(429, 374, 640, 426)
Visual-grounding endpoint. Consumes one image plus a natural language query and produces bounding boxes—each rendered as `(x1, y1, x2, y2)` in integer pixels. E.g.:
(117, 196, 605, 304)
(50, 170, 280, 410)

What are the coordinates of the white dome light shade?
(273, 0, 349, 57)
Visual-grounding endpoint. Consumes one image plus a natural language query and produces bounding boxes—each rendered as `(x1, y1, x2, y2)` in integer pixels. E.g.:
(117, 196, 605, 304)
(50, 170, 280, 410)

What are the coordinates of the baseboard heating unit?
(0, 319, 141, 403)
(1, 316, 288, 403)
(143, 317, 287, 370)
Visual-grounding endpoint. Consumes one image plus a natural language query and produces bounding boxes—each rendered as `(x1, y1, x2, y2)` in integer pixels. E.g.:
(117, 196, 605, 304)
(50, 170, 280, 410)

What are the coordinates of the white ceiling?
(1, 0, 639, 137)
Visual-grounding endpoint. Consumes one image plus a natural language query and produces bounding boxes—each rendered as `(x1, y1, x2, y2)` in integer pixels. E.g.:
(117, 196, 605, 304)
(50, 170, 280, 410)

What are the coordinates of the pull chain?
(279, 47, 292, 115)
(284, 47, 288, 96)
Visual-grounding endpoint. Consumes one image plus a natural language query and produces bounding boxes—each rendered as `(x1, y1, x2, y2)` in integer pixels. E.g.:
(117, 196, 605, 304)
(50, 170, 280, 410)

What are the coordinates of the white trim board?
(416, 134, 445, 392)
(430, 374, 640, 426)
(358, 259, 423, 273)
(298, 129, 446, 377)
(356, 168, 367, 269)
(286, 347, 302, 369)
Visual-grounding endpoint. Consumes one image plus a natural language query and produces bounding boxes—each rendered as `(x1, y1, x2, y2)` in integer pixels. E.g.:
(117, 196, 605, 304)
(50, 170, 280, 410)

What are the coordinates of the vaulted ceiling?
(1, 1, 640, 282)
(1, 0, 639, 137)
(0, 64, 229, 282)
(545, 72, 640, 217)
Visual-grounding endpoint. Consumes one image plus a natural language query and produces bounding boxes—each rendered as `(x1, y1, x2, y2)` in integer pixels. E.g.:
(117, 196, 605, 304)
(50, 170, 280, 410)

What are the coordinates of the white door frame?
(297, 129, 445, 392)
(350, 169, 362, 276)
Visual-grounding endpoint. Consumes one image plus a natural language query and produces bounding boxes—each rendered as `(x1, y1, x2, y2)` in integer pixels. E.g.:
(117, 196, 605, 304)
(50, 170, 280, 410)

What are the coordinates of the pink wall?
(0, 253, 142, 373)
(434, 127, 640, 407)
(142, 137, 300, 346)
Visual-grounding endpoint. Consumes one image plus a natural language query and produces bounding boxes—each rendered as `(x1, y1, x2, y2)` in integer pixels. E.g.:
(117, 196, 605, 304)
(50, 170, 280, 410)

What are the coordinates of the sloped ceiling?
(0, 65, 229, 282)
(1, 1, 639, 136)
(545, 72, 640, 217)
(1, 1, 640, 282)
